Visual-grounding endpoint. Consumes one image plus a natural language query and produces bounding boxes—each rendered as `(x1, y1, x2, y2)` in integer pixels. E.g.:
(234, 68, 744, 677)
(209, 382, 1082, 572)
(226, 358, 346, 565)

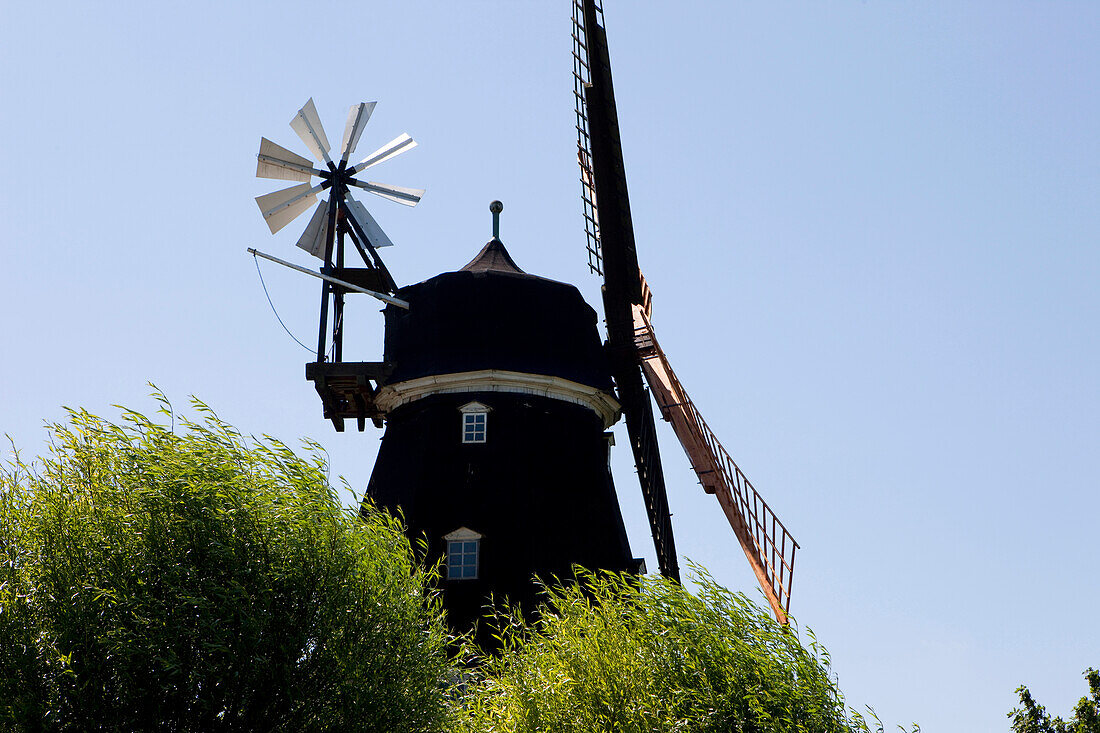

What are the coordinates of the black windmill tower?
(251, 1, 800, 641)
(367, 204, 644, 636)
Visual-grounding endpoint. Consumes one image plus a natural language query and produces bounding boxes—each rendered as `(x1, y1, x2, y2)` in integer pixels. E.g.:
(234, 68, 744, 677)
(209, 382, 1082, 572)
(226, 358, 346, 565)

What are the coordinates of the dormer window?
(444, 527, 482, 580)
(459, 401, 490, 444)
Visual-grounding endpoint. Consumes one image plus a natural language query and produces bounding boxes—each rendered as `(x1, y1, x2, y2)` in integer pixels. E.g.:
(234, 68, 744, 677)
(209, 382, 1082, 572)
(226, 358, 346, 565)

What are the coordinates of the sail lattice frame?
(632, 286, 798, 623)
(573, 0, 604, 275)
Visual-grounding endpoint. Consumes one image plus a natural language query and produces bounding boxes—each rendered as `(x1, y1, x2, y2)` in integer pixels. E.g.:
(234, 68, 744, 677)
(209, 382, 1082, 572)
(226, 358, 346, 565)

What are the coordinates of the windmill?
(572, 0, 799, 624)
(252, 98, 423, 431)
(251, 100, 643, 650)
(248, 12, 798, 637)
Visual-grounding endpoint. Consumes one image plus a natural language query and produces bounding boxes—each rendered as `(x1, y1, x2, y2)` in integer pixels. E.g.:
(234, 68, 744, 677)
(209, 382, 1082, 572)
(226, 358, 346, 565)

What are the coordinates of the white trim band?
(375, 369, 622, 428)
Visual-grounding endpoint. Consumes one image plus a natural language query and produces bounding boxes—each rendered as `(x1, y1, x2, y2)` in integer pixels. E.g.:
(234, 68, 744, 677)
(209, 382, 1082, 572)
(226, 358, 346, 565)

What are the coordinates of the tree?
(1009, 669, 1100, 733)
(455, 567, 905, 733)
(0, 396, 452, 732)
(1, 394, 916, 732)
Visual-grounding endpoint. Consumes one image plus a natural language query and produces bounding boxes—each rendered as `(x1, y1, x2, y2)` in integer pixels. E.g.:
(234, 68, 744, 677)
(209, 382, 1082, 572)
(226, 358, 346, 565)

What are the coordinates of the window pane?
(463, 541, 477, 553)
(462, 565, 476, 578)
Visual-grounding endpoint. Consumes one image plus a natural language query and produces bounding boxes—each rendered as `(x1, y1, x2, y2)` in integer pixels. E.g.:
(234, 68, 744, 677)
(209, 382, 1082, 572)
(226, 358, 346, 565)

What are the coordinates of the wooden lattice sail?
(574, 0, 799, 622)
(633, 277, 798, 623)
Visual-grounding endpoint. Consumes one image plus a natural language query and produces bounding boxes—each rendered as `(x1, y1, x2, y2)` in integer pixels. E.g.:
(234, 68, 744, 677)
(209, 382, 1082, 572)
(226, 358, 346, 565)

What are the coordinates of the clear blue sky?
(2, 2, 1097, 730)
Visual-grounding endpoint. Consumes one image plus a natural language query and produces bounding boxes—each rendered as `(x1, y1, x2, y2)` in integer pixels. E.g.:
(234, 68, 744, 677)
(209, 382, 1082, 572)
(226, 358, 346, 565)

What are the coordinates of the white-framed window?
(463, 412, 486, 443)
(459, 401, 490, 444)
(444, 527, 482, 580)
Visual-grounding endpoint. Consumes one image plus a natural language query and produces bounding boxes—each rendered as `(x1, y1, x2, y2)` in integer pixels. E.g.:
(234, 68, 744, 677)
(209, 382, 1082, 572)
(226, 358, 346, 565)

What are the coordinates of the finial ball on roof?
(489, 200, 503, 214)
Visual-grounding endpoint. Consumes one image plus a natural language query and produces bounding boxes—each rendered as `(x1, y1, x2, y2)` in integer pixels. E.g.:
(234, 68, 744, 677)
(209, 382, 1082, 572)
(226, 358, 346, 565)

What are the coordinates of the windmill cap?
(460, 237, 526, 275)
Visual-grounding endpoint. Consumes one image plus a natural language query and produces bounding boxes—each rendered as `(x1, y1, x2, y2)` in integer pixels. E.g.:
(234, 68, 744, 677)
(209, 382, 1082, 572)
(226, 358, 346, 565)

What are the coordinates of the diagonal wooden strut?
(632, 276, 799, 624)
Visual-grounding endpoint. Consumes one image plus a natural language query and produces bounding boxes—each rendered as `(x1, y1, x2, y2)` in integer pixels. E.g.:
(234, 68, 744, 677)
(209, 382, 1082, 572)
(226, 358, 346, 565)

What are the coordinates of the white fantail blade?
(255, 182, 322, 234)
(290, 97, 332, 165)
(256, 137, 316, 182)
(352, 133, 417, 173)
(295, 199, 330, 259)
(351, 180, 424, 207)
(339, 102, 376, 164)
(345, 193, 394, 249)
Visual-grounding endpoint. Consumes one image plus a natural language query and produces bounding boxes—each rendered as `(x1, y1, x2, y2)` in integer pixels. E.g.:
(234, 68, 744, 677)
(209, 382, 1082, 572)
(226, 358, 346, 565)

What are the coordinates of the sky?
(2, 1, 1098, 730)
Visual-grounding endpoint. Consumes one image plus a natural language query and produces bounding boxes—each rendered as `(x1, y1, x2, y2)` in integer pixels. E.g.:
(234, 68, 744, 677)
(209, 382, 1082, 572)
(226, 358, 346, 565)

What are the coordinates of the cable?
(253, 253, 314, 354)
(327, 310, 343, 361)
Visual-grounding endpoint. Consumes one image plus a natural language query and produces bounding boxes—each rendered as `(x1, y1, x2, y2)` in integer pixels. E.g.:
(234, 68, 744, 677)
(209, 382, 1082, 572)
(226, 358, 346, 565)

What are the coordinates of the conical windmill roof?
(460, 237, 526, 275)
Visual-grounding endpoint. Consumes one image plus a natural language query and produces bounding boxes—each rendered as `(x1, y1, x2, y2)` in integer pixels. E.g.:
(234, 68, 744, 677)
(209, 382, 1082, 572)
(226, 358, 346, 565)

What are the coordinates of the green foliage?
(1009, 669, 1100, 733)
(0, 395, 452, 732)
(455, 566, 900, 733)
(0, 393, 914, 733)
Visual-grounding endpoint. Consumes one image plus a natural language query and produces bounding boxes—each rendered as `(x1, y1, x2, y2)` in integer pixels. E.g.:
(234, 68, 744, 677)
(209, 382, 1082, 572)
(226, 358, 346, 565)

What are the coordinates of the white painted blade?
(295, 199, 330, 259)
(345, 193, 394, 249)
(352, 180, 424, 207)
(255, 182, 321, 234)
(290, 97, 332, 165)
(339, 102, 376, 163)
(352, 133, 417, 173)
(256, 137, 315, 182)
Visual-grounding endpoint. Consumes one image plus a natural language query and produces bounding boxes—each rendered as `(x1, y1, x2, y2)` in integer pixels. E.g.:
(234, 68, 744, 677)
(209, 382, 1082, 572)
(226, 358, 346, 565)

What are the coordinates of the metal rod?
(247, 248, 410, 309)
(334, 201, 345, 362)
(255, 153, 326, 178)
(490, 200, 503, 239)
(315, 195, 339, 360)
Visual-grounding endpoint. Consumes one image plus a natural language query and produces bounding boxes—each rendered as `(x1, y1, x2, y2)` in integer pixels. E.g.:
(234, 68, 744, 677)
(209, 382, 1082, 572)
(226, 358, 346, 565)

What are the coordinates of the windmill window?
(463, 412, 487, 443)
(444, 528, 482, 580)
(459, 402, 490, 443)
(447, 540, 480, 579)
